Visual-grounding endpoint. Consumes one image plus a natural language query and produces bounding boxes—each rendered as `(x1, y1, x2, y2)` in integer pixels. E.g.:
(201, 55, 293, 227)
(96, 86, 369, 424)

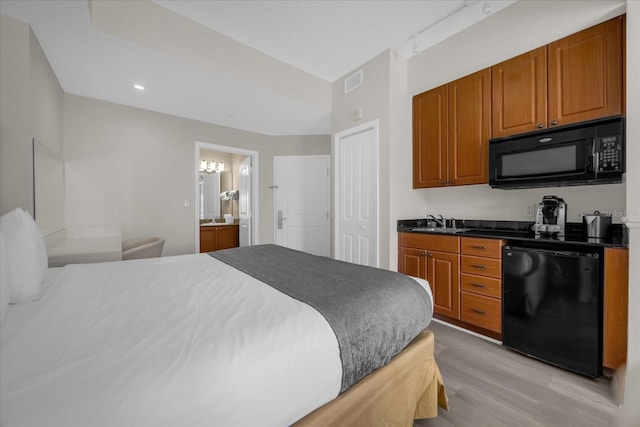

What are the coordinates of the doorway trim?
(194, 141, 259, 253)
(333, 119, 380, 267)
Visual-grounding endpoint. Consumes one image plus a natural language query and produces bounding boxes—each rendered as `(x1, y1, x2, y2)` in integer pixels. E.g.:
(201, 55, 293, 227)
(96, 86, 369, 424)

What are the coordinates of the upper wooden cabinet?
(413, 86, 448, 188)
(413, 68, 490, 188)
(492, 46, 548, 138)
(491, 16, 624, 138)
(548, 16, 623, 127)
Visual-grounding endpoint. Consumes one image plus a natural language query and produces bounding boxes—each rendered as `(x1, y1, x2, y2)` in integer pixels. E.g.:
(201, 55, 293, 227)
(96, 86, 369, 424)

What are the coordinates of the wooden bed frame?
(294, 329, 448, 426)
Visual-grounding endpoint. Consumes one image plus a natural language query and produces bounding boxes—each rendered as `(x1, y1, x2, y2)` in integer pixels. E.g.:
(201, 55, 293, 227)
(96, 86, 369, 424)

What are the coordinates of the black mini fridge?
(502, 246, 602, 377)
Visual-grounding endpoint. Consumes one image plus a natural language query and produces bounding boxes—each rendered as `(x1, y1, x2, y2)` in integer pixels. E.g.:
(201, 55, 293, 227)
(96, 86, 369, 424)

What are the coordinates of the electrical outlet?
(526, 204, 535, 216)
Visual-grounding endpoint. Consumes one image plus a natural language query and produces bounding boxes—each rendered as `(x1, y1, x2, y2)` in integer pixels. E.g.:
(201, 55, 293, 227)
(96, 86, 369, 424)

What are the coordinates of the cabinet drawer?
(461, 274, 502, 299)
(398, 232, 460, 253)
(461, 237, 503, 258)
(461, 256, 501, 278)
(461, 292, 502, 333)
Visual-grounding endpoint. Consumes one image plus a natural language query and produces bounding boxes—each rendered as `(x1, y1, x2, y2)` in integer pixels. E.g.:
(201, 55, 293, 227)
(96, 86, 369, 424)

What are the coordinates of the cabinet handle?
(471, 283, 487, 288)
(550, 120, 558, 126)
(420, 252, 425, 257)
(441, 180, 447, 185)
(428, 253, 433, 257)
(471, 245, 487, 249)
(471, 264, 487, 269)
(536, 123, 543, 128)
(471, 308, 487, 316)
(449, 180, 455, 184)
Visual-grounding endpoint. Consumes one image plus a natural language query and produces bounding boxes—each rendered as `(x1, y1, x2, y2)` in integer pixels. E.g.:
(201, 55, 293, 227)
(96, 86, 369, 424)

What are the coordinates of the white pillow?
(0, 208, 48, 303)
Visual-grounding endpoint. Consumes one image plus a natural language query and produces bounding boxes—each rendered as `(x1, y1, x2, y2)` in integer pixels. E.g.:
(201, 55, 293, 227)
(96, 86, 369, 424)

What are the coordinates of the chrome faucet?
(427, 214, 446, 228)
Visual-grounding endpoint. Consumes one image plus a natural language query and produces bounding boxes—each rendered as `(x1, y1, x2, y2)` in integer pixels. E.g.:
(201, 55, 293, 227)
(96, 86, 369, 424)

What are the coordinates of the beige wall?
(63, 94, 330, 256)
(0, 15, 63, 225)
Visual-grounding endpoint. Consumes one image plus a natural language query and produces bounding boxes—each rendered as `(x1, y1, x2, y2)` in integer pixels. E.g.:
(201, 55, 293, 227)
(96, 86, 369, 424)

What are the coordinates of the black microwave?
(489, 116, 625, 189)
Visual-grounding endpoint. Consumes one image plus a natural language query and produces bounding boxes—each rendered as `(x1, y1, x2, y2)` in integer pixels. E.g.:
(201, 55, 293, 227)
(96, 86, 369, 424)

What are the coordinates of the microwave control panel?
(596, 135, 622, 172)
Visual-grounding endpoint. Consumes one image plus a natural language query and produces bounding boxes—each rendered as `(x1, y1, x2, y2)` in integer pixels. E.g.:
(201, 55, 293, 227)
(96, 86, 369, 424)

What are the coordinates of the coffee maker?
(534, 195, 566, 236)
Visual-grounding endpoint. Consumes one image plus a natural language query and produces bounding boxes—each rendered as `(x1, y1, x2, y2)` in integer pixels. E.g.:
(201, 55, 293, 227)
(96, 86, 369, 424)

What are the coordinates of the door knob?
(550, 120, 558, 126)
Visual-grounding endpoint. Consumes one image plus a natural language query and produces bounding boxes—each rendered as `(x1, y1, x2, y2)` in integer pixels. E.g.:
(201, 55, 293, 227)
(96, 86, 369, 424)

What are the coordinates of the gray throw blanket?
(210, 244, 433, 392)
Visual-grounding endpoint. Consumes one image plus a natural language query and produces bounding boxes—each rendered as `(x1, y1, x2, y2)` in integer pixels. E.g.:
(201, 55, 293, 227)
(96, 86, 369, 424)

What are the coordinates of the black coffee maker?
(534, 195, 566, 236)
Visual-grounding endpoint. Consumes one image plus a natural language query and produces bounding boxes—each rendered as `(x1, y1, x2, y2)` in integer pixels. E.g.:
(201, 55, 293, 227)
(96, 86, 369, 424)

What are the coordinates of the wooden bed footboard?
(293, 329, 448, 427)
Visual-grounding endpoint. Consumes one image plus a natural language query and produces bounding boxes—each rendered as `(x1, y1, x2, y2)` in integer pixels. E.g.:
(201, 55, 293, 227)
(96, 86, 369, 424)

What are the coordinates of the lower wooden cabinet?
(200, 224, 239, 253)
(399, 232, 503, 339)
(460, 237, 504, 336)
(398, 233, 460, 319)
(427, 250, 460, 319)
(460, 292, 501, 333)
(603, 247, 629, 369)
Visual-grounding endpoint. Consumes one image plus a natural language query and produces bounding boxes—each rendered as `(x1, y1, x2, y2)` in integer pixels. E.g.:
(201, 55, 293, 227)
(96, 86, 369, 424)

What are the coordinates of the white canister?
(224, 214, 234, 224)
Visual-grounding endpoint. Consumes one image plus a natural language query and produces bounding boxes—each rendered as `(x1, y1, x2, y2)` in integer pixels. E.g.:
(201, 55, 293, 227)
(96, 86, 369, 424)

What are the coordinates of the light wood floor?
(416, 321, 622, 427)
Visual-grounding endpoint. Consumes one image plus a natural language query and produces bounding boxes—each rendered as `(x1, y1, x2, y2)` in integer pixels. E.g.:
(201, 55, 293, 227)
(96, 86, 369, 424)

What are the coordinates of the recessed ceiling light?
(133, 83, 145, 91)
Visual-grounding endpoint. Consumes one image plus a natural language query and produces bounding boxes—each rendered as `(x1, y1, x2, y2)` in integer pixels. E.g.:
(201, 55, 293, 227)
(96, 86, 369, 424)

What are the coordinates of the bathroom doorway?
(194, 142, 259, 253)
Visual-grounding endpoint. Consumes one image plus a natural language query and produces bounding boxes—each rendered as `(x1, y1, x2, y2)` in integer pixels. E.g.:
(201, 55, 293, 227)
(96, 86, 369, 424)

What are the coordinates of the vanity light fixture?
(133, 83, 145, 91)
(199, 160, 207, 172)
(206, 161, 216, 173)
(217, 162, 225, 172)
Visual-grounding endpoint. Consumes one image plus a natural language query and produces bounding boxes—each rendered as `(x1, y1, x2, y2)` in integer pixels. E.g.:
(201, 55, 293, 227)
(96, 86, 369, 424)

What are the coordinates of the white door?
(335, 121, 378, 267)
(274, 155, 330, 256)
(239, 156, 252, 246)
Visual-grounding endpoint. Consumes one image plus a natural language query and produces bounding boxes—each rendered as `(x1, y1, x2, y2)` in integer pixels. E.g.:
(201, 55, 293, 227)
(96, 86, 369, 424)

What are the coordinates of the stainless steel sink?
(411, 227, 469, 234)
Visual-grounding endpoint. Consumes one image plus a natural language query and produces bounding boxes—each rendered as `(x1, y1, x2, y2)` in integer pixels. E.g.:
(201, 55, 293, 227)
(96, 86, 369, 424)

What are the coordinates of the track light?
(482, 0, 492, 15)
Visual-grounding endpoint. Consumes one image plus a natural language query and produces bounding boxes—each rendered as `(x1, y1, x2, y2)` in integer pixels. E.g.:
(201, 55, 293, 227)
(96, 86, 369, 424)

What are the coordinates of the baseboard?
(432, 318, 503, 345)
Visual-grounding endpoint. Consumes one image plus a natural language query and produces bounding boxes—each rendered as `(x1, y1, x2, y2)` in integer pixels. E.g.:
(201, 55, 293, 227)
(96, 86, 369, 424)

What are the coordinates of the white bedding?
(2, 254, 343, 426)
(0, 254, 433, 427)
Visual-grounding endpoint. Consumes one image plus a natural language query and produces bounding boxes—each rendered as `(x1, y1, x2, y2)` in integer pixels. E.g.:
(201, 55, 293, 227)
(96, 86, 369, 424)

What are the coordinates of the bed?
(0, 208, 448, 426)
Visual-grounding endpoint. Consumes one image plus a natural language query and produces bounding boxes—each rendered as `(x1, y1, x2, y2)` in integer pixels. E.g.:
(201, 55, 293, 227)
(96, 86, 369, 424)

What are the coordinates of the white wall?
(0, 14, 63, 225)
(622, 1, 639, 421)
(63, 94, 330, 256)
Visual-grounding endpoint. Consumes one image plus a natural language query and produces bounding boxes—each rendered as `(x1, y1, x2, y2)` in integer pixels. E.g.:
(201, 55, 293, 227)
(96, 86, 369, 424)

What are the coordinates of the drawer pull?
(471, 245, 487, 249)
(471, 283, 487, 288)
(471, 308, 487, 316)
(471, 264, 487, 269)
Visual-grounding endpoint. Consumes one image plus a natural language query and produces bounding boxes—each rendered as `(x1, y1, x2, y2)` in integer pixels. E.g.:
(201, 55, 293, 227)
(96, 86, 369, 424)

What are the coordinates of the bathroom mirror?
(33, 138, 65, 234)
(199, 171, 233, 220)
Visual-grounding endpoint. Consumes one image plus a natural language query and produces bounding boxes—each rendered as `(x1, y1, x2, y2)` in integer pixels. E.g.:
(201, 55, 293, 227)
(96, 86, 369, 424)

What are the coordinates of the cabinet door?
(603, 247, 628, 369)
(548, 16, 623, 127)
(398, 247, 426, 279)
(199, 227, 216, 253)
(427, 250, 460, 319)
(413, 86, 448, 188)
(448, 68, 490, 186)
(492, 46, 548, 138)
(218, 225, 239, 250)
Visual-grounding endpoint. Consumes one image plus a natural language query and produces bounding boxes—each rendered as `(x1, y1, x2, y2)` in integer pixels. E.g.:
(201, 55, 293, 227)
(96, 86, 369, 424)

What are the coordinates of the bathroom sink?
(411, 227, 469, 234)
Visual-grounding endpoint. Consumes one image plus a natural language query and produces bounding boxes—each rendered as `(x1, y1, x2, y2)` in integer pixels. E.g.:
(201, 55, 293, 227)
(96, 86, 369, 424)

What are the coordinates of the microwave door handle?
(592, 138, 599, 176)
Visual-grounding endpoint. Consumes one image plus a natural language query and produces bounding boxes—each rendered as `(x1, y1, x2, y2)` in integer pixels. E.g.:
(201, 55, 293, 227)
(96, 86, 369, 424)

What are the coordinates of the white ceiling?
(0, 0, 517, 136)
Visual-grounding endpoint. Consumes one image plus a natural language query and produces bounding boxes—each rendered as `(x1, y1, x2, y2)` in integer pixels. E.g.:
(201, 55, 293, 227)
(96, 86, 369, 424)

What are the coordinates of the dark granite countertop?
(397, 219, 628, 249)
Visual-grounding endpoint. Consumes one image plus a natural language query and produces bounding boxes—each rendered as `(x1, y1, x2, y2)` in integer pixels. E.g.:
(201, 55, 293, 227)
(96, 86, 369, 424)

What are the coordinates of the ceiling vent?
(344, 69, 363, 94)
